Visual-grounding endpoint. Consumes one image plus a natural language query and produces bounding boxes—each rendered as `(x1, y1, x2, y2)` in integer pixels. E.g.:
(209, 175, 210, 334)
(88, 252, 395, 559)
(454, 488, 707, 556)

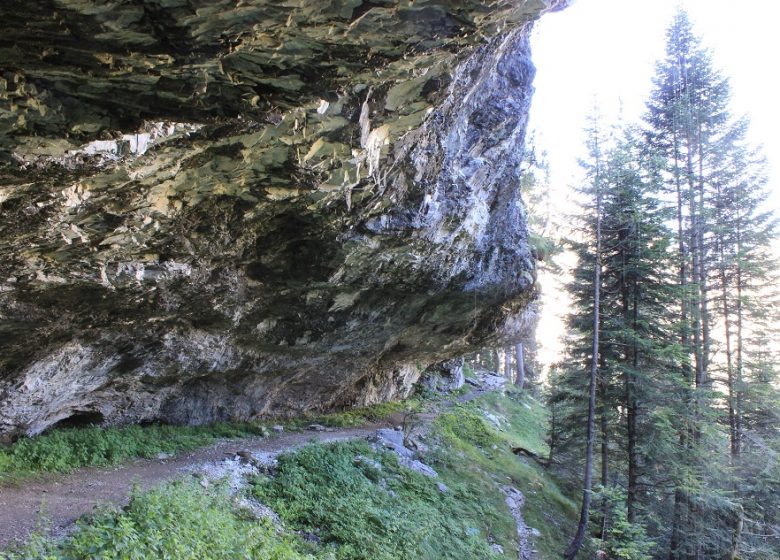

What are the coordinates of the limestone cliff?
(0, 0, 565, 439)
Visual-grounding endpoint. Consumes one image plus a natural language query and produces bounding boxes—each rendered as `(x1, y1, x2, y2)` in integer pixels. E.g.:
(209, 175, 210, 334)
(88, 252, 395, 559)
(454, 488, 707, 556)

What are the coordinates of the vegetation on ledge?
(2, 390, 578, 560)
(0, 401, 414, 484)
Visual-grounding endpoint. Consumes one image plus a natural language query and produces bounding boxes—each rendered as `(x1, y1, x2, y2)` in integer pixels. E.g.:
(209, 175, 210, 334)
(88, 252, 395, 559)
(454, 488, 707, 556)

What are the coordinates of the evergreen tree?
(563, 111, 606, 560)
(642, 9, 780, 557)
(550, 13, 780, 558)
(643, 10, 741, 557)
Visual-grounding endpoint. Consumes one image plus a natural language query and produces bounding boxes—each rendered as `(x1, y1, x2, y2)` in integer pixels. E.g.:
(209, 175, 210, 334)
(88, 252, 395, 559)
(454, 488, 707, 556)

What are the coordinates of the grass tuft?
(0, 423, 268, 483)
(292, 399, 420, 429)
(2, 480, 311, 560)
(251, 440, 504, 560)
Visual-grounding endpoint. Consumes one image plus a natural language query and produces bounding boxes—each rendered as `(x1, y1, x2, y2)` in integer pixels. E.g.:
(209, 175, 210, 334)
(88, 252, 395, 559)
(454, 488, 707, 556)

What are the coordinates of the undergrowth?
(1, 388, 578, 559)
(2, 480, 311, 560)
(251, 440, 503, 560)
(0, 423, 267, 483)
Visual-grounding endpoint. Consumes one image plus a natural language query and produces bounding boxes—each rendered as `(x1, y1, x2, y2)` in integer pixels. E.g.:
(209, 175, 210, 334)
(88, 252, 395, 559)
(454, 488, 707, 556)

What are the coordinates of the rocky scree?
(0, 0, 567, 440)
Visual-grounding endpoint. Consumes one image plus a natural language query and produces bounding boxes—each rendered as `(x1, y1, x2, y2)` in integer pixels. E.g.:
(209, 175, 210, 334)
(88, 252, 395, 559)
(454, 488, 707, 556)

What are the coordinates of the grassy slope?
(433, 391, 578, 558)
(2, 389, 577, 559)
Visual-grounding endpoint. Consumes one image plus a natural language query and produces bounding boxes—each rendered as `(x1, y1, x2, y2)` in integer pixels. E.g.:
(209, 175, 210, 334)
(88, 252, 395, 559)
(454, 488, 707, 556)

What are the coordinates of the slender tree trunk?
(597, 324, 609, 495)
(600, 384, 609, 490)
(492, 348, 500, 374)
(669, 124, 694, 560)
(564, 137, 602, 560)
(697, 120, 711, 383)
(548, 399, 558, 467)
(685, 104, 703, 560)
(673, 131, 692, 385)
(688, 161, 704, 391)
(735, 225, 744, 454)
(729, 505, 744, 560)
(599, 347, 609, 539)
(719, 238, 737, 457)
(626, 275, 639, 524)
(504, 347, 512, 382)
(515, 343, 525, 390)
(669, 485, 688, 560)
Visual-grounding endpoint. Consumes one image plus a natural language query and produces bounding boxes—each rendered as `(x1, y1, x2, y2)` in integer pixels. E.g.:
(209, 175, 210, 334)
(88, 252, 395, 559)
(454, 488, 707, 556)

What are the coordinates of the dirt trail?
(0, 423, 390, 549)
(0, 376, 501, 551)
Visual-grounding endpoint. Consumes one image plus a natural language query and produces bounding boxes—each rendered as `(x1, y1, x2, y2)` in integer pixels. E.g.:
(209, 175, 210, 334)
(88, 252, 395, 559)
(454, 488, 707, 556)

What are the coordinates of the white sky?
(530, 0, 780, 205)
(527, 0, 780, 372)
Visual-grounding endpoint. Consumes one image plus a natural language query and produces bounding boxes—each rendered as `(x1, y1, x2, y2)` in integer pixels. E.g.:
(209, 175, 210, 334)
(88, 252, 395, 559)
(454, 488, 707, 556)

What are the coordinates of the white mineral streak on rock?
(0, 343, 118, 436)
(0, 0, 557, 438)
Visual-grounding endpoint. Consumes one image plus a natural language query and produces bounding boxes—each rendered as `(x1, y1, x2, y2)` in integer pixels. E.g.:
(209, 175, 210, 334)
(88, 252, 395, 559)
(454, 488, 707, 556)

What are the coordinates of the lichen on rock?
(0, 0, 566, 439)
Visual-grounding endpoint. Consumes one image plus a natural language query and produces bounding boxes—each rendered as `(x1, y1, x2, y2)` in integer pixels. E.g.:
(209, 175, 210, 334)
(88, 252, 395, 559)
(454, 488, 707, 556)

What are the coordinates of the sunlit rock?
(0, 0, 567, 439)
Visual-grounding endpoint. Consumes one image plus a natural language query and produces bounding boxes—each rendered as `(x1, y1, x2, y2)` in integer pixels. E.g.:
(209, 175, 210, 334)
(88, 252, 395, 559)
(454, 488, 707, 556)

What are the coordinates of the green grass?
(0, 399, 419, 484)
(0, 422, 268, 483)
(250, 440, 504, 560)
(249, 390, 578, 560)
(290, 399, 418, 429)
(1, 389, 578, 560)
(2, 480, 312, 560)
(431, 390, 578, 559)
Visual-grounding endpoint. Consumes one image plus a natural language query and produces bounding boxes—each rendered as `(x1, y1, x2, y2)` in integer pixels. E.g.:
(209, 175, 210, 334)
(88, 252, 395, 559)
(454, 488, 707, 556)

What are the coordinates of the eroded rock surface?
(0, 0, 566, 439)
(421, 357, 465, 393)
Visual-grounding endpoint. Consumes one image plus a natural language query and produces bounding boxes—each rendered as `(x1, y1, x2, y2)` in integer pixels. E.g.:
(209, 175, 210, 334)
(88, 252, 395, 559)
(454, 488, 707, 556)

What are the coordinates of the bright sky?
(527, 0, 780, 372)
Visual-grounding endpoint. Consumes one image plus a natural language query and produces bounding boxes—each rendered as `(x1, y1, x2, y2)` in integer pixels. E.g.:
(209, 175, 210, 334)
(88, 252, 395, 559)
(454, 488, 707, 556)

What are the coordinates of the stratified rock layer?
(0, 0, 564, 438)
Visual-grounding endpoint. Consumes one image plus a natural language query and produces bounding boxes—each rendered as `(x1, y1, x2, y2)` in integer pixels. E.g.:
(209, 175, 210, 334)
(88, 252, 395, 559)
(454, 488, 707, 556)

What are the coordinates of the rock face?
(421, 358, 465, 393)
(0, 0, 565, 439)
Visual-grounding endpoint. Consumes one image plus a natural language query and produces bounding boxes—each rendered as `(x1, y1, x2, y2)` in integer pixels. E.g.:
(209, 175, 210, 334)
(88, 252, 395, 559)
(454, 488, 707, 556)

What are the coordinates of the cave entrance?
(51, 410, 105, 430)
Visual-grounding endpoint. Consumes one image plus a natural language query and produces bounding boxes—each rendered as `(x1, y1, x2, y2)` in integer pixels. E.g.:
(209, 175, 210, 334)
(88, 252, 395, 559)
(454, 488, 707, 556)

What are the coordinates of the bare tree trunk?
(599, 360, 609, 539)
(719, 241, 737, 457)
(729, 505, 744, 560)
(626, 287, 639, 524)
(504, 347, 512, 382)
(735, 224, 744, 454)
(548, 399, 559, 467)
(598, 347, 609, 495)
(697, 121, 711, 383)
(492, 348, 500, 374)
(515, 343, 525, 390)
(564, 245, 600, 559)
(669, 485, 687, 560)
(669, 125, 694, 560)
(564, 129, 602, 560)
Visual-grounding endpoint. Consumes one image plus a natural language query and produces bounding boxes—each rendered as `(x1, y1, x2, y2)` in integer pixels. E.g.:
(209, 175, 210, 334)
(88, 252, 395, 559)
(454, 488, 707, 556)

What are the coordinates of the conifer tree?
(638, 8, 779, 558)
(550, 12, 780, 558)
(563, 112, 605, 560)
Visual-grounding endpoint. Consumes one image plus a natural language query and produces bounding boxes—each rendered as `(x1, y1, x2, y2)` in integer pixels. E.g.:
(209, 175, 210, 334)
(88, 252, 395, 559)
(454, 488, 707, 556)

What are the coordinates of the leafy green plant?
(2, 480, 310, 560)
(0, 422, 268, 482)
(251, 440, 503, 560)
(591, 486, 654, 560)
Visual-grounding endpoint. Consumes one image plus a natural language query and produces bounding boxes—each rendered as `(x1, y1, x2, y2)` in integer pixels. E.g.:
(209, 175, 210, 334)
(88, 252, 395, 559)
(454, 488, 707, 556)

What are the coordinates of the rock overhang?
(0, 0, 565, 439)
